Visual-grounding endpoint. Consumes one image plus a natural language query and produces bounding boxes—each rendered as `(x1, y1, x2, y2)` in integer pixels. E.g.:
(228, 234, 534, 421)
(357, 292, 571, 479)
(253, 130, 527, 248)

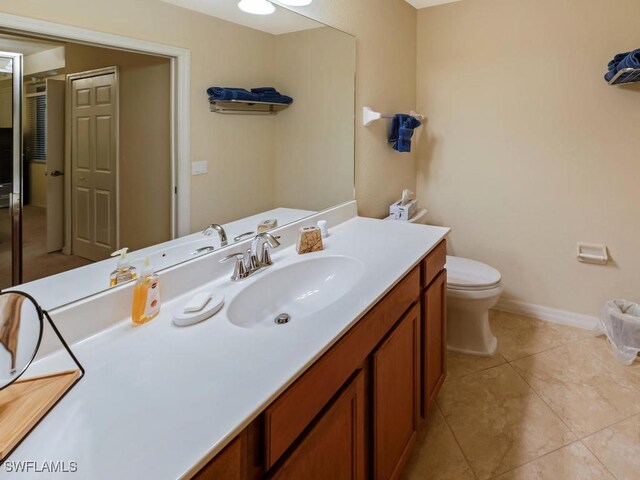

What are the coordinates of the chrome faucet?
(203, 223, 228, 247)
(219, 232, 280, 281)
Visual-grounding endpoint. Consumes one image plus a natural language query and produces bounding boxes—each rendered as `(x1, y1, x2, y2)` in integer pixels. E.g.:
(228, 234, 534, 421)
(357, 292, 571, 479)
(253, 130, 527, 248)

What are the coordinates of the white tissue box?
(389, 199, 417, 221)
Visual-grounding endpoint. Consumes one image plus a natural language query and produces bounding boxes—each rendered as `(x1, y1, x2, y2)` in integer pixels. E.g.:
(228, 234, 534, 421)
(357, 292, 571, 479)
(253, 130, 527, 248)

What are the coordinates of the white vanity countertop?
(5, 217, 449, 480)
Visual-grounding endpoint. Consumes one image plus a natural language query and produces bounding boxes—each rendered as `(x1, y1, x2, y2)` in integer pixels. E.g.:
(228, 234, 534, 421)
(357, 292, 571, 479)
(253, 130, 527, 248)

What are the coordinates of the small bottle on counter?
(131, 257, 161, 325)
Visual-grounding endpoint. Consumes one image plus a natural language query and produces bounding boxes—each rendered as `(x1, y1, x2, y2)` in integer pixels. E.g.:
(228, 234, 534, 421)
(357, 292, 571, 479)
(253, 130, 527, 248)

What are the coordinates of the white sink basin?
(227, 255, 364, 329)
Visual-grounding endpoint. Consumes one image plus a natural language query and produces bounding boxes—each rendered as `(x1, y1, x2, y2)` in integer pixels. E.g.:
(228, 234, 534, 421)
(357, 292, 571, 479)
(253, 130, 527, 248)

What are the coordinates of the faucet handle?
(219, 252, 248, 281)
(260, 235, 281, 267)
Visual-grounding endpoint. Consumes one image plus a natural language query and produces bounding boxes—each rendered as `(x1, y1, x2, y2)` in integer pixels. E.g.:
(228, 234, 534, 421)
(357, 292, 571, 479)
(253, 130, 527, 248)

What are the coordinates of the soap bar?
(257, 219, 277, 233)
(184, 292, 212, 313)
(173, 292, 224, 327)
(296, 226, 323, 254)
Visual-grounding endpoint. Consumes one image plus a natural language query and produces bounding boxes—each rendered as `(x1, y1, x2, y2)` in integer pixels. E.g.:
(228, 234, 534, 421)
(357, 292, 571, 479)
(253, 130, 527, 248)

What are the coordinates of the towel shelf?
(608, 67, 640, 85)
(209, 99, 290, 115)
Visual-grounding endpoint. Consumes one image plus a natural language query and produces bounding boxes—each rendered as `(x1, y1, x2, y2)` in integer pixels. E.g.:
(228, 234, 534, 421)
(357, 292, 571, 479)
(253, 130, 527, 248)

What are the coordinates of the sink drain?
(275, 313, 291, 325)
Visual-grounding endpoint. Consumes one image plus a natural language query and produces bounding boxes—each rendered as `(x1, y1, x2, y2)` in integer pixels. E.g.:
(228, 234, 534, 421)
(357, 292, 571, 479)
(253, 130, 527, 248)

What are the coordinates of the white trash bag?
(598, 300, 640, 365)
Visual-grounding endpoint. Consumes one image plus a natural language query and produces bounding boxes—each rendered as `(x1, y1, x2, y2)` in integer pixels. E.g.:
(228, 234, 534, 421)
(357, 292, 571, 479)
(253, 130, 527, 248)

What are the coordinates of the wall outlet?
(192, 161, 208, 176)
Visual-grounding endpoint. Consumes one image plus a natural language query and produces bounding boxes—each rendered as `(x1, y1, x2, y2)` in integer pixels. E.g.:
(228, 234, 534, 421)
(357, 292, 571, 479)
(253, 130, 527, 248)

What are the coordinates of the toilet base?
(446, 284, 502, 357)
(447, 337, 498, 357)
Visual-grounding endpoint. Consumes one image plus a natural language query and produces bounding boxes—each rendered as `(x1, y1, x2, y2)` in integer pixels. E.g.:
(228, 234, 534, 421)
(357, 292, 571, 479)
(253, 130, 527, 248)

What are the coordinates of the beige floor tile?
(401, 405, 475, 480)
(580, 335, 640, 380)
(490, 310, 589, 361)
(512, 343, 640, 437)
(493, 442, 614, 480)
(447, 350, 507, 379)
(583, 414, 640, 480)
(437, 364, 575, 480)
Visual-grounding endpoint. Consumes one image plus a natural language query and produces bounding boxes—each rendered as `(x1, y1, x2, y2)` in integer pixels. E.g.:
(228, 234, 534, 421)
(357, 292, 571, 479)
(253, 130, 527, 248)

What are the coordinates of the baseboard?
(495, 299, 599, 331)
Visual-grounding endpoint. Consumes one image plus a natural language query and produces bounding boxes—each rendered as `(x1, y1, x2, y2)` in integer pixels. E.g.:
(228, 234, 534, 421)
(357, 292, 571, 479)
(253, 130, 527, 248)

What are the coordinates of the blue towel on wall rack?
(207, 86, 294, 104)
(388, 114, 422, 153)
(605, 50, 640, 82)
(251, 87, 294, 104)
(207, 87, 260, 102)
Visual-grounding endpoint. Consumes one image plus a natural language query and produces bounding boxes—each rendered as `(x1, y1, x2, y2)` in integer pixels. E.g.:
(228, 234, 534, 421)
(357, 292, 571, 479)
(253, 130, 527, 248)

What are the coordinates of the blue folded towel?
(605, 50, 640, 82)
(256, 93, 294, 105)
(251, 87, 278, 94)
(388, 114, 422, 153)
(207, 87, 260, 102)
(618, 49, 640, 70)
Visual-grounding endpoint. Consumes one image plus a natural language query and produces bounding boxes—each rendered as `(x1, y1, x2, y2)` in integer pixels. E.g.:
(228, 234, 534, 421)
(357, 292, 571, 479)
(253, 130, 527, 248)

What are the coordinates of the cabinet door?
(271, 370, 366, 480)
(423, 269, 447, 416)
(373, 303, 420, 480)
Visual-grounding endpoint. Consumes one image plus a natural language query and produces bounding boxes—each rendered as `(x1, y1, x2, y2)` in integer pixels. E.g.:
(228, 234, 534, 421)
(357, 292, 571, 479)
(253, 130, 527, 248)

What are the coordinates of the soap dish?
(172, 292, 224, 327)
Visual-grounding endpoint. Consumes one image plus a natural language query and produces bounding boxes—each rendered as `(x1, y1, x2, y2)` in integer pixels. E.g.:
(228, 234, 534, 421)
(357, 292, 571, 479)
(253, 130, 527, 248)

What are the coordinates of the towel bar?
(609, 67, 640, 85)
(363, 106, 426, 126)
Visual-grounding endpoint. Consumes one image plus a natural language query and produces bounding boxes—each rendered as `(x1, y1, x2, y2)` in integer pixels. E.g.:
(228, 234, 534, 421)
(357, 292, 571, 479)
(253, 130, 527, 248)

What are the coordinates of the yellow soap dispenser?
(131, 257, 161, 325)
(110, 248, 138, 287)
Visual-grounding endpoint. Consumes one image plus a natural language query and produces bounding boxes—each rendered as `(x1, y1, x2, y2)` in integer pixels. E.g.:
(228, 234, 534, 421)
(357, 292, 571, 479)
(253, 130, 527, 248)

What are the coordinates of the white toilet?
(386, 209, 503, 356)
(445, 256, 503, 356)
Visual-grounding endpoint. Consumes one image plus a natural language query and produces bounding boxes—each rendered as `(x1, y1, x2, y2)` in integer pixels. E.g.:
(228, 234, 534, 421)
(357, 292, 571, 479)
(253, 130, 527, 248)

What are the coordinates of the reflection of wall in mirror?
(274, 27, 355, 212)
(64, 43, 172, 251)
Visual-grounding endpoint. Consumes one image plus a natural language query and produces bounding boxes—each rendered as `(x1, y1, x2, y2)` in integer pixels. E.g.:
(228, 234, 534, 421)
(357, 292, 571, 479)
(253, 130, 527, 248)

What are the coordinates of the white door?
(45, 79, 65, 252)
(70, 72, 117, 262)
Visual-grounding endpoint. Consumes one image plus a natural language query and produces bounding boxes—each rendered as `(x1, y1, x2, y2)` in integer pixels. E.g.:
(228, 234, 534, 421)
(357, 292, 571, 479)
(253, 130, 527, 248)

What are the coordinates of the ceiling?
(0, 34, 63, 56)
(405, 0, 462, 8)
(160, 0, 321, 35)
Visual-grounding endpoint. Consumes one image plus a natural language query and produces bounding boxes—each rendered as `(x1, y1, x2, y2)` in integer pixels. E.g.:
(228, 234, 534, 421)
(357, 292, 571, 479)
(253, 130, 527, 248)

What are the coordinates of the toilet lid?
(446, 256, 502, 289)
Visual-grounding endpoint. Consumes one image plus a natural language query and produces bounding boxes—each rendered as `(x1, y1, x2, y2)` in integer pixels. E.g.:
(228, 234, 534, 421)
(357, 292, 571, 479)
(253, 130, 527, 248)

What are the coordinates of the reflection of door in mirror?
(0, 52, 22, 291)
(69, 70, 118, 262)
(0, 33, 174, 288)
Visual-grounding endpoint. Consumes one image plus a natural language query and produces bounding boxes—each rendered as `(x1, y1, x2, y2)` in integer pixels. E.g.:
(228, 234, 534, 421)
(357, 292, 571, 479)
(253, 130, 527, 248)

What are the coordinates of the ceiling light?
(278, 0, 313, 5)
(238, 0, 276, 15)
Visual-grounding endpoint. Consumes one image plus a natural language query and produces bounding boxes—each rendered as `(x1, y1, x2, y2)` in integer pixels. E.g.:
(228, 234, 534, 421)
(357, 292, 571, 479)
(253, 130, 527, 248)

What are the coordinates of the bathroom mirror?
(0, 292, 42, 389)
(0, 1, 356, 310)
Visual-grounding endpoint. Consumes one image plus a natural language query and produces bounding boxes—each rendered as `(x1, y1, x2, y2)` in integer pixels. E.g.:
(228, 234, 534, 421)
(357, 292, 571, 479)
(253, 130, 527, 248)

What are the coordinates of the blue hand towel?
(207, 87, 260, 102)
(388, 114, 422, 153)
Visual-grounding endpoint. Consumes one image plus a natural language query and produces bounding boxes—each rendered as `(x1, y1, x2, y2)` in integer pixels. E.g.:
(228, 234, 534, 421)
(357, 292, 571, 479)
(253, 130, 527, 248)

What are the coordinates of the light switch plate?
(192, 161, 208, 176)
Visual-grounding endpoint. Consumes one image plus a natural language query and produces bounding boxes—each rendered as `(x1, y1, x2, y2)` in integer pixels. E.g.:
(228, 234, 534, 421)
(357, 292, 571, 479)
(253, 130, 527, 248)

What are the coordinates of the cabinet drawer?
(264, 267, 420, 470)
(422, 240, 446, 289)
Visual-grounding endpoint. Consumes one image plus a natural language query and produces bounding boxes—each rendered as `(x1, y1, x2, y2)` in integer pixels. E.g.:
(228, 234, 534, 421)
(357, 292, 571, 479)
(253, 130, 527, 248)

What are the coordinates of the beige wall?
(29, 162, 46, 208)
(416, 0, 640, 316)
(274, 27, 355, 212)
(64, 43, 172, 250)
(286, 0, 418, 218)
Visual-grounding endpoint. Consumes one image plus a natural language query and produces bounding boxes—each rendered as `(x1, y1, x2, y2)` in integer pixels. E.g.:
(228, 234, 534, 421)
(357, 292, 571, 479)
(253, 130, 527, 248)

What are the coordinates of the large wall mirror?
(0, 1, 355, 309)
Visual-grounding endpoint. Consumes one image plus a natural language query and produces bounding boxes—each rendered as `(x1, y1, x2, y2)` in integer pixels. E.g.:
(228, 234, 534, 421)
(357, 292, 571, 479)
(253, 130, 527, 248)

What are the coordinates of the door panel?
(70, 71, 117, 261)
(423, 269, 447, 416)
(45, 79, 65, 252)
(271, 370, 366, 480)
(373, 304, 420, 480)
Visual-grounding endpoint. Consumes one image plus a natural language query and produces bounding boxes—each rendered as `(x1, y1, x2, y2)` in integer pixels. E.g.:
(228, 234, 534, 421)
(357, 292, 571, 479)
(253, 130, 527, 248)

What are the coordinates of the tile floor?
(402, 310, 640, 480)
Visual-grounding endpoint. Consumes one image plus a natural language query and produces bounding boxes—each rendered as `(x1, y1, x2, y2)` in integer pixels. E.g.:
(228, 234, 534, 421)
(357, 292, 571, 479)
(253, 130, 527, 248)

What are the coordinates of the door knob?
(49, 170, 64, 177)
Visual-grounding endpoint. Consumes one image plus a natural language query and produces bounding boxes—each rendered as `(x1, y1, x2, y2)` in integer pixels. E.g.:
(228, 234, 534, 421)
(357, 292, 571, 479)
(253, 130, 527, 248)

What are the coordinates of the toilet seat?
(446, 256, 502, 291)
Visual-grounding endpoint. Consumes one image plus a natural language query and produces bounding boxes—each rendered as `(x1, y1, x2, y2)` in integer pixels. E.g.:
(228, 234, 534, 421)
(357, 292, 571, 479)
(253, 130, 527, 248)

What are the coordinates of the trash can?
(599, 300, 640, 365)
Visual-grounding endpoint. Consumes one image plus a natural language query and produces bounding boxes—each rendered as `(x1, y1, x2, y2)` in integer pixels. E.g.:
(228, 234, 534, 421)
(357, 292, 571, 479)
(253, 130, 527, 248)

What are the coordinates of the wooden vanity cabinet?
(195, 240, 447, 480)
(421, 240, 447, 417)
